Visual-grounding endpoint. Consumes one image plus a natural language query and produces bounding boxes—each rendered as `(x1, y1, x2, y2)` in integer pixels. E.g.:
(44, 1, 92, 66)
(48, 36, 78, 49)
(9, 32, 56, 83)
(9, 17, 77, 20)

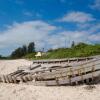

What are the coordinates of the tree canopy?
(10, 42, 100, 59)
(11, 42, 35, 58)
(28, 42, 35, 53)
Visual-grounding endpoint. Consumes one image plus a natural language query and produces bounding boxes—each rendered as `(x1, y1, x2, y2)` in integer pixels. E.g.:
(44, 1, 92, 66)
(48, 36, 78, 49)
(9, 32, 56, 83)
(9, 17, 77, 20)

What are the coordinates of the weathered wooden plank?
(35, 70, 100, 86)
(30, 64, 41, 70)
(8, 70, 23, 76)
(31, 59, 100, 76)
(33, 57, 94, 64)
(35, 63, 100, 81)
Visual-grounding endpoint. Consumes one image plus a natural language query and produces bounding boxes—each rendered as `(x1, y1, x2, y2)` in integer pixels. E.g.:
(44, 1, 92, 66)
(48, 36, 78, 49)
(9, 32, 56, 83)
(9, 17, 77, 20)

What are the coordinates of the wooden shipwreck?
(0, 56, 100, 86)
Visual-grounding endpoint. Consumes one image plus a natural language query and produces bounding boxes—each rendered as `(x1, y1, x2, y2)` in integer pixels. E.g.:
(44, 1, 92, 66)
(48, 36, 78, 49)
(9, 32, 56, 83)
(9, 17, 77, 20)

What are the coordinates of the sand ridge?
(0, 59, 100, 100)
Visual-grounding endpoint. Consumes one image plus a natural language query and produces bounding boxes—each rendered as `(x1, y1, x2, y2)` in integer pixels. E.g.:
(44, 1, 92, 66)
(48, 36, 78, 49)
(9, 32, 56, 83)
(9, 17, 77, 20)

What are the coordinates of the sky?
(0, 0, 100, 56)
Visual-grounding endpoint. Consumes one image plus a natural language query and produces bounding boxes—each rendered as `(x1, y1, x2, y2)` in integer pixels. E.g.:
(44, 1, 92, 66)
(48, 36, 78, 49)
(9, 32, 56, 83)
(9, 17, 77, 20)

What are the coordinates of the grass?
(23, 43, 100, 60)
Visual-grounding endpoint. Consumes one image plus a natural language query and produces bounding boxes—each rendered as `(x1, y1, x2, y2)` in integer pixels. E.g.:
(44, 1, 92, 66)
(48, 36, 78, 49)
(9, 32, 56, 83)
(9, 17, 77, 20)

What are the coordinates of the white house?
(35, 52, 42, 58)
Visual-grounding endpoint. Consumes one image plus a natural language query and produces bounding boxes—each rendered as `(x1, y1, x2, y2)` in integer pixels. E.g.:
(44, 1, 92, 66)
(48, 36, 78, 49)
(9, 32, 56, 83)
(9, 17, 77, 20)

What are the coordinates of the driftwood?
(33, 57, 93, 64)
(0, 56, 100, 86)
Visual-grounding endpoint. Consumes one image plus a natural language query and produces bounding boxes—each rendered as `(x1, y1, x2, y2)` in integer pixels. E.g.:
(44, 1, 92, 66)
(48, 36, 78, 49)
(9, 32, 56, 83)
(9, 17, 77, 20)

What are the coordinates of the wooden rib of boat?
(0, 56, 100, 86)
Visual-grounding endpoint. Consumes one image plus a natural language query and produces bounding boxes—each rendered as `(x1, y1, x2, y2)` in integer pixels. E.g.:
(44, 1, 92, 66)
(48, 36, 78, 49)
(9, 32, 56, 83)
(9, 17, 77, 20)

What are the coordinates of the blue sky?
(0, 0, 100, 56)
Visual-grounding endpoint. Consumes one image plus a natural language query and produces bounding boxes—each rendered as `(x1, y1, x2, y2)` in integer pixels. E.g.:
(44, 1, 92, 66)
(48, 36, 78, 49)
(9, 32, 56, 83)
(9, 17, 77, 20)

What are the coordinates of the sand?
(0, 59, 100, 100)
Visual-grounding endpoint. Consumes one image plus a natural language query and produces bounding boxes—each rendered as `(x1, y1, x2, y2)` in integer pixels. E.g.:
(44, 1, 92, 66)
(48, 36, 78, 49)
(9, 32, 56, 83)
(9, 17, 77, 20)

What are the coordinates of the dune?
(0, 59, 100, 100)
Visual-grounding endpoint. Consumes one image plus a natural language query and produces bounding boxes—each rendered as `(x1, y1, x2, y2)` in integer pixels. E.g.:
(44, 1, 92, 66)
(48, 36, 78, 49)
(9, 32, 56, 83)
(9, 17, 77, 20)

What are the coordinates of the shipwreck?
(0, 56, 100, 86)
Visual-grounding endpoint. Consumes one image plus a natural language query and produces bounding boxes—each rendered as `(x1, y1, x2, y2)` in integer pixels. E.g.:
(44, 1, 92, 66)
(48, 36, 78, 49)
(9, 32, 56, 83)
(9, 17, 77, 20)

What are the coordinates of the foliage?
(71, 41, 75, 48)
(27, 43, 100, 59)
(22, 45, 27, 55)
(10, 42, 35, 59)
(11, 47, 24, 58)
(23, 52, 36, 59)
(0, 55, 7, 59)
(8, 42, 100, 59)
(28, 42, 35, 53)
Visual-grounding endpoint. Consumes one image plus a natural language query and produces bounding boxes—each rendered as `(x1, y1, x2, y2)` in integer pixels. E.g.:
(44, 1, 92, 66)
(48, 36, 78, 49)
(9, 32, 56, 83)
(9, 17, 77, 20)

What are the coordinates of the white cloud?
(59, 11, 95, 23)
(46, 30, 100, 49)
(88, 23, 100, 33)
(88, 33, 100, 42)
(0, 20, 100, 55)
(0, 21, 56, 54)
(90, 0, 100, 10)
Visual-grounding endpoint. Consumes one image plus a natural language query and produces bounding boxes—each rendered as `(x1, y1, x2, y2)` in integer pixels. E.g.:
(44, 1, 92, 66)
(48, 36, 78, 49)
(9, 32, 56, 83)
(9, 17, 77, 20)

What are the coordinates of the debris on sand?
(84, 85, 96, 90)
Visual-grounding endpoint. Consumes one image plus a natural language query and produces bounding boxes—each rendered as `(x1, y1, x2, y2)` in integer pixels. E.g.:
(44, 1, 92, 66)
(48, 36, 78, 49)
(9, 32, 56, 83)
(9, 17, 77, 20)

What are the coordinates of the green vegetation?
(11, 42, 35, 59)
(23, 42, 100, 59)
(47, 43, 100, 59)
(23, 52, 36, 59)
(1, 42, 100, 60)
(0, 55, 8, 59)
(28, 42, 35, 53)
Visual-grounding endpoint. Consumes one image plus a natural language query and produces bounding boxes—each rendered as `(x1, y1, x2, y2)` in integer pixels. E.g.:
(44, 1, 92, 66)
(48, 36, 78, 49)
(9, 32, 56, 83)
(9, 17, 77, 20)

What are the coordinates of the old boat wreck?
(0, 56, 100, 86)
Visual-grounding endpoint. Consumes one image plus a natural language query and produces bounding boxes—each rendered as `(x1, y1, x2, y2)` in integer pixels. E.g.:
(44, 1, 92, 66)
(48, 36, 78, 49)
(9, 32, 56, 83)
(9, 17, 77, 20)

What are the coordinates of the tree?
(10, 42, 36, 58)
(11, 46, 28, 58)
(0, 55, 2, 59)
(0, 55, 2, 58)
(11, 47, 23, 58)
(0, 55, 7, 59)
(75, 42, 88, 49)
(28, 42, 35, 53)
(71, 41, 75, 48)
(22, 45, 27, 55)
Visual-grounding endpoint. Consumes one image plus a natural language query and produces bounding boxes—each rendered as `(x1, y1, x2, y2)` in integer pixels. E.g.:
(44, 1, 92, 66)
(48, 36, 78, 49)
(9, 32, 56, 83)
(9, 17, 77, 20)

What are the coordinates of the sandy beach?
(0, 59, 100, 100)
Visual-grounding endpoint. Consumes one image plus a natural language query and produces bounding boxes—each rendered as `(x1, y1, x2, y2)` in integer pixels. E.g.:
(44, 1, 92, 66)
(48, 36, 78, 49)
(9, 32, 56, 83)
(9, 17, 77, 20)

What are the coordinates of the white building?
(35, 52, 42, 58)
